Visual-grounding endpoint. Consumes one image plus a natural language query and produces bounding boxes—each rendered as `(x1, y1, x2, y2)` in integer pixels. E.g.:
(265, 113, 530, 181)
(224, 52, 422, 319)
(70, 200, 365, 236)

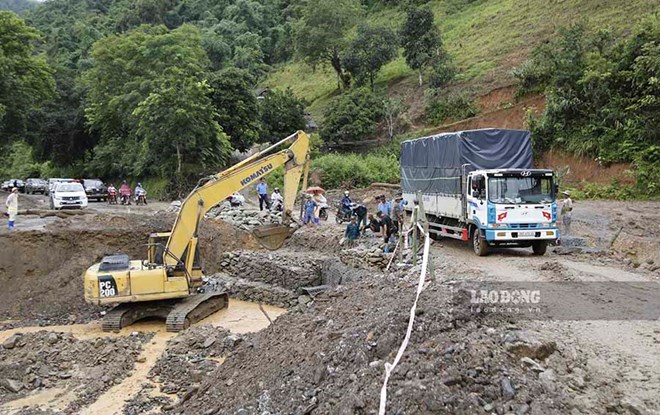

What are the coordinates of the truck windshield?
(488, 176, 554, 204)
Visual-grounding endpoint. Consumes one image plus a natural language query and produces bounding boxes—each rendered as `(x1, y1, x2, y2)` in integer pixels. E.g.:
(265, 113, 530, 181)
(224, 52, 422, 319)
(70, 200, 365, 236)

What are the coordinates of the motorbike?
(318, 202, 329, 221)
(120, 193, 131, 205)
(135, 193, 147, 205)
(108, 190, 117, 205)
(270, 198, 283, 212)
(335, 203, 358, 224)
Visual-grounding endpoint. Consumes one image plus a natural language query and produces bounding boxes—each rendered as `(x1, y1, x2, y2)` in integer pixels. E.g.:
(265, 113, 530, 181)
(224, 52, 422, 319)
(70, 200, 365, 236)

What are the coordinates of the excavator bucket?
(252, 224, 294, 250)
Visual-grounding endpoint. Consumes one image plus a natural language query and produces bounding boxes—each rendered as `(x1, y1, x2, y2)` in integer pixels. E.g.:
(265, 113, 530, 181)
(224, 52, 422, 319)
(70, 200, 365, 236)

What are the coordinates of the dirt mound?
(181, 276, 578, 415)
(0, 331, 150, 412)
(0, 216, 260, 327)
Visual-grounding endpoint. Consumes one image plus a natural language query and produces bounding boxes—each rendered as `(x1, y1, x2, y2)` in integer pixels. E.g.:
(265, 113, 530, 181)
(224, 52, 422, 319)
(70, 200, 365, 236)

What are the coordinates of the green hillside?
(267, 0, 659, 120)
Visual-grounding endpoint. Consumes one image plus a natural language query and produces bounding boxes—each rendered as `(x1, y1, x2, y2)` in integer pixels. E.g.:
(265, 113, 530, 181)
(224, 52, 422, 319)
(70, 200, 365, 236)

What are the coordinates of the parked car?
(50, 181, 88, 210)
(82, 179, 108, 202)
(25, 178, 48, 194)
(47, 178, 71, 195)
(1, 181, 10, 191)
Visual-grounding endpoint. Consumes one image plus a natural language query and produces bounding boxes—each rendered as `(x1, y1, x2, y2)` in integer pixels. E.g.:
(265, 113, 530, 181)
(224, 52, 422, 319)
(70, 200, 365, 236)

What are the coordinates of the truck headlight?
(539, 223, 550, 228)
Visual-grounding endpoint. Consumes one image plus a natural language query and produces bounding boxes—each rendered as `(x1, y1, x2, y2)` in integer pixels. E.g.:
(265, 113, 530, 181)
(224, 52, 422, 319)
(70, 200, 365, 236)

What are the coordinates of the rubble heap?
(181, 273, 579, 415)
(0, 331, 150, 412)
(209, 206, 283, 230)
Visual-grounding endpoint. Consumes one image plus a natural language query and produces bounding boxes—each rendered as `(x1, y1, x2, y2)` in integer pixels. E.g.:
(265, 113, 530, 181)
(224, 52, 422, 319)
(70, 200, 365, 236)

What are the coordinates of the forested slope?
(0, 0, 657, 197)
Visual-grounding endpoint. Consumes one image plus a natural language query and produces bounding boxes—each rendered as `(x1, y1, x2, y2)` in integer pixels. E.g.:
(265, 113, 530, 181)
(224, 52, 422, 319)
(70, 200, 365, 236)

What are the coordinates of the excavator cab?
(147, 232, 170, 265)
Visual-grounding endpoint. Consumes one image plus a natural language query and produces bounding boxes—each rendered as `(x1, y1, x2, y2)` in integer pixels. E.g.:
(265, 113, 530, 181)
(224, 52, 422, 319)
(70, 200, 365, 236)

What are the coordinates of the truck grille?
(63, 196, 79, 201)
(509, 223, 540, 229)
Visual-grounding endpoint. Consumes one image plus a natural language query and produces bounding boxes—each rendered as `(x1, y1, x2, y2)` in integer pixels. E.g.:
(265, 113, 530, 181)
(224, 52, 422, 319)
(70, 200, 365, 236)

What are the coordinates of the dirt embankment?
(0, 214, 259, 326)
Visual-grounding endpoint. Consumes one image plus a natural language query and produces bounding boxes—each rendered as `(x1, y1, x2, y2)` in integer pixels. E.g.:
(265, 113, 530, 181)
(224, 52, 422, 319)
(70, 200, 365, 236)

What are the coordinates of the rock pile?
(207, 273, 300, 308)
(125, 326, 244, 414)
(181, 272, 578, 415)
(210, 206, 283, 230)
(0, 331, 150, 411)
(219, 251, 326, 291)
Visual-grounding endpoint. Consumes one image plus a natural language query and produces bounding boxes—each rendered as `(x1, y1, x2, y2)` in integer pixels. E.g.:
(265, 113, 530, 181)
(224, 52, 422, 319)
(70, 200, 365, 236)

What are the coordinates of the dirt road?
(0, 193, 657, 414)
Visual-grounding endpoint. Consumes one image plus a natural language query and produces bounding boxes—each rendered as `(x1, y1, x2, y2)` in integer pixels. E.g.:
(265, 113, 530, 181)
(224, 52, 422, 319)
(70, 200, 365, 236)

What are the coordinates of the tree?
(343, 24, 398, 90)
(84, 24, 231, 177)
(400, 7, 447, 86)
(383, 97, 408, 139)
(133, 77, 230, 175)
(209, 67, 261, 152)
(0, 11, 54, 142)
(259, 89, 306, 143)
(293, 0, 362, 89)
(320, 88, 385, 144)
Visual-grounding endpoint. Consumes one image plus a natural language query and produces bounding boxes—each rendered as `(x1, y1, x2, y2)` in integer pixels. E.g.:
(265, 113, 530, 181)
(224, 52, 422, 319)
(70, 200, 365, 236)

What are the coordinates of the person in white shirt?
(5, 188, 18, 230)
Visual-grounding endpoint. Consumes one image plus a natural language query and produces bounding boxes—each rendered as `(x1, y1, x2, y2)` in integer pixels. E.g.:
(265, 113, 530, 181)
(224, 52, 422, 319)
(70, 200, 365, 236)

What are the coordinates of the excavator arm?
(163, 131, 310, 269)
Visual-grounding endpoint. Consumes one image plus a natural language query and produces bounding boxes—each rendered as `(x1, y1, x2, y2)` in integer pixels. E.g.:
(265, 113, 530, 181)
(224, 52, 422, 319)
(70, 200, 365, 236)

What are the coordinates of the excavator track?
(165, 291, 229, 332)
(101, 292, 228, 332)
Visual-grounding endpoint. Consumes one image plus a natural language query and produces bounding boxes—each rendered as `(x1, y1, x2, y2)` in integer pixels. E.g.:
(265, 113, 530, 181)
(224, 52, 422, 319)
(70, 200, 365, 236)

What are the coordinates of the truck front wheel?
(472, 229, 489, 256)
(532, 241, 547, 256)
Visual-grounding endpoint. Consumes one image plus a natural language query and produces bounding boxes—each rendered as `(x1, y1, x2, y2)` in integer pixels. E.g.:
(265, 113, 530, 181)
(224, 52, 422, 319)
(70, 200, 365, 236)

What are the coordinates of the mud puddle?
(0, 299, 285, 415)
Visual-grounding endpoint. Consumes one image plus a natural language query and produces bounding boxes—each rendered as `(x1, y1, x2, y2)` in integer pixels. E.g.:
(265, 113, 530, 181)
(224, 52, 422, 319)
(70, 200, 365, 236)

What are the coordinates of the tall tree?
(259, 89, 306, 143)
(84, 24, 231, 177)
(293, 0, 362, 89)
(343, 24, 398, 90)
(400, 7, 447, 86)
(0, 11, 54, 142)
(209, 67, 261, 152)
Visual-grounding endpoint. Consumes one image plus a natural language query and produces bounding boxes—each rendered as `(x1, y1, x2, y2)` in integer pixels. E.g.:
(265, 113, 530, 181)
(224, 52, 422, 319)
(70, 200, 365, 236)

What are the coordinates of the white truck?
(401, 128, 559, 256)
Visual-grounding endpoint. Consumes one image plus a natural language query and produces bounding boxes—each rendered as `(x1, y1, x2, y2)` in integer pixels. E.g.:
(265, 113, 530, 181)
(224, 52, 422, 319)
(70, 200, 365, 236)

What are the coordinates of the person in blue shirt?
(344, 216, 360, 245)
(377, 196, 391, 217)
(340, 191, 352, 216)
(256, 178, 269, 211)
(303, 195, 317, 225)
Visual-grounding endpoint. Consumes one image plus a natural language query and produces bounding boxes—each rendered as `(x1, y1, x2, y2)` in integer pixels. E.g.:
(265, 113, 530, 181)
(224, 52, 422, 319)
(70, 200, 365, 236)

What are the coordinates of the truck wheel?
(532, 241, 547, 256)
(472, 229, 489, 256)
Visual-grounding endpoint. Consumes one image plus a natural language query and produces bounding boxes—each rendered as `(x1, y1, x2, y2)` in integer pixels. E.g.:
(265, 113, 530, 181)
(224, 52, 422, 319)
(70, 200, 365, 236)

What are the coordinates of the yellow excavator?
(84, 131, 310, 331)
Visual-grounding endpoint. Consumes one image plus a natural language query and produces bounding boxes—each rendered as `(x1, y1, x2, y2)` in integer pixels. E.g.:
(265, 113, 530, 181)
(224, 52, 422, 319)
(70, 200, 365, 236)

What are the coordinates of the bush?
(311, 153, 399, 189)
(425, 91, 478, 125)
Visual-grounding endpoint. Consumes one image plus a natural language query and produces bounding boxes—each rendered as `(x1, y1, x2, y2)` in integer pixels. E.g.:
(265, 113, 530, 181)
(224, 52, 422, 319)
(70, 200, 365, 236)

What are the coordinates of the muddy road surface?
(0, 193, 658, 414)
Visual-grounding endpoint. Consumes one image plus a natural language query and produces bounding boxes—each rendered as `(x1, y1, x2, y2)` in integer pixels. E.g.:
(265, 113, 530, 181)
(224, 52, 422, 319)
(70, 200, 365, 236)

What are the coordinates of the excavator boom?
(83, 131, 311, 332)
(165, 130, 310, 267)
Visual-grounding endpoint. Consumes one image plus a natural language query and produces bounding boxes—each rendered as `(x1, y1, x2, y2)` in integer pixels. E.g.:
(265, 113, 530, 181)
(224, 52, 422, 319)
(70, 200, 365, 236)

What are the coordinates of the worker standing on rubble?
(392, 195, 404, 234)
(345, 216, 360, 246)
(560, 191, 573, 235)
(377, 196, 391, 217)
(376, 211, 394, 244)
(257, 178, 269, 211)
(5, 187, 18, 230)
(303, 194, 317, 225)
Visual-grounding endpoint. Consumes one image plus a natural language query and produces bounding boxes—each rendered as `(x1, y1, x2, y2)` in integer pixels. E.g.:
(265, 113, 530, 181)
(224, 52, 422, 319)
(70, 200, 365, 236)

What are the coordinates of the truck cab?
(466, 169, 558, 255)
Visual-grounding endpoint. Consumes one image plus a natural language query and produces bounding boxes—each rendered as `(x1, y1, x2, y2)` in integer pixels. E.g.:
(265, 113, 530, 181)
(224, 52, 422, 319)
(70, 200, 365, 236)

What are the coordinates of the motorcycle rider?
(107, 183, 117, 203)
(119, 181, 132, 205)
(135, 182, 147, 204)
(340, 191, 353, 217)
(270, 188, 283, 211)
(230, 192, 245, 207)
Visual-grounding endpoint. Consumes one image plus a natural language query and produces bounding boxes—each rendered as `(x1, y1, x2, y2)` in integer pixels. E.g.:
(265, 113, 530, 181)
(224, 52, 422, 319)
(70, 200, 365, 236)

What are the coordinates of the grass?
(265, 0, 658, 115)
